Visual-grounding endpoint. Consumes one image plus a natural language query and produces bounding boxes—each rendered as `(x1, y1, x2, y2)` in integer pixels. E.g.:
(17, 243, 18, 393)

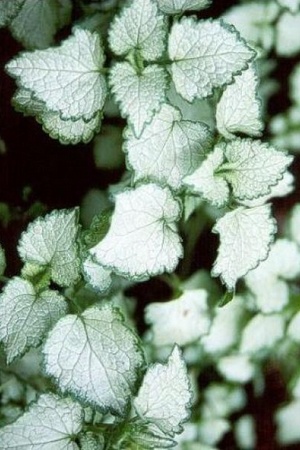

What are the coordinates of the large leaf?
(90, 183, 183, 281)
(0, 393, 83, 449)
(157, 0, 211, 14)
(168, 18, 255, 101)
(43, 304, 145, 415)
(6, 28, 107, 121)
(0, 277, 67, 363)
(125, 104, 212, 190)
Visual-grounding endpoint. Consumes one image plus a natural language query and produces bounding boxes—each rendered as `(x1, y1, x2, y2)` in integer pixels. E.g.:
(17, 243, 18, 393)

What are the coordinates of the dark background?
(0, 1, 299, 448)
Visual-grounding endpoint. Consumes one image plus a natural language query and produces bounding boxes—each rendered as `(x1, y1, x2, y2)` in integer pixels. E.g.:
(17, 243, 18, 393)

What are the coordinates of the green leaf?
(0, 244, 6, 277)
(0, 393, 83, 449)
(168, 18, 255, 102)
(216, 66, 263, 139)
(133, 346, 192, 437)
(43, 303, 145, 415)
(212, 205, 277, 290)
(0, 0, 24, 28)
(108, 0, 167, 61)
(157, 0, 211, 14)
(9, 0, 72, 50)
(109, 62, 168, 137)
(18, 208, 80, 287)
(6, 28, 107, 121)
(0, 277, 68, 363)
(90, 183, 183, 281)
(124, 103, 212, 190)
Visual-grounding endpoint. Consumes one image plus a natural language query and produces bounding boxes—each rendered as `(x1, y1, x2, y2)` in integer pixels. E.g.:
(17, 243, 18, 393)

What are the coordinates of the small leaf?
(129, 424, 176, 448)
(18, 208, 80, 287)
(124, 103, 212, 190)
(216, 66, 263, 139)
(168, 18, 255, 102)
(6, 28, 107, 121)
(9, 0, 72, 50)
(82, 255, 112, 293)
(221, 138, 293, 201)
(108, 0, 167, 61)
(90, 183, 183, 281)
(0, 277, 67, 363)
(109, 62, 168, 137)
(157, 0, 211, 15)
(43, 303, 145, 415)
(0, 393, 83, 449)
(240, 313, 285, 354)
(276, 11, 300, 57)
(212, 205, 277, 290)
(0, 0, 24, 28)
(183, 145, 230, 207)
(218, 290, 235, 307)
(134, 346, 192, 437)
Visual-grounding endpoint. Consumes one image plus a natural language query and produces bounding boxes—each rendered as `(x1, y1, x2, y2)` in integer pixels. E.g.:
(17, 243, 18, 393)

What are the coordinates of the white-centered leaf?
(124, 103, 212, 190)
(18, 208, 80, 287)
(6, 28, 107, 121)
(90, 183, 183, 281)
(133, 346, 192, 437)
(9, 0, 72, 50)
(216, 66, 263, 139)
(0, 0, 24, 27)
(146, 289, 210, 346)
(109, 62, 168, 137)
(43, 304, 144, 415)
(276, 12, 300, 57)
(245, 239, 300, 313)
(13, 88, 101, 144)
(168, 18, 255, 102)
(221, 138, 293, 201)
(0, 393, 83, 449)
(217, 355, 255, 383)
(108, 0, 167, 61)
(157, 0, 211, 14)
(82, 255, 112, 293)
(240, 313, 285, 354)
(212, 204, 277, 290)
(0, 277, 67, 364)
(183, 146, 230, 207)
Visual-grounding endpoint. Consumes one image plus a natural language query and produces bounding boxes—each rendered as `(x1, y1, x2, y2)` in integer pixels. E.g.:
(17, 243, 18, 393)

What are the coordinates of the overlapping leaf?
(157, 0, 211, 14)
(109, 62, 168, 137)
(125, 104, 212, 190)
(90, 183, 183, 280)
(43, 304, 145, 415)
(0, 394, 83, 449)
(0, 277, 67, 363)
(6, 28, 107, 121)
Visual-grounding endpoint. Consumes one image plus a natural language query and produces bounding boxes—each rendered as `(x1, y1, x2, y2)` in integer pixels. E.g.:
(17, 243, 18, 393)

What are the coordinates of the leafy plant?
(1, 0, 300, 448)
